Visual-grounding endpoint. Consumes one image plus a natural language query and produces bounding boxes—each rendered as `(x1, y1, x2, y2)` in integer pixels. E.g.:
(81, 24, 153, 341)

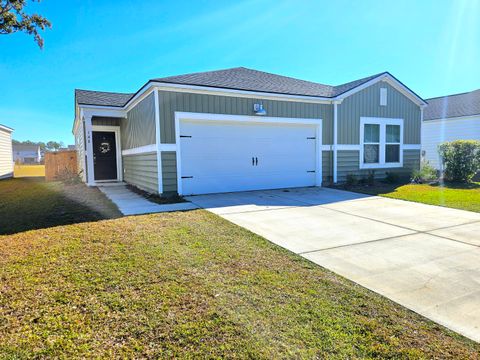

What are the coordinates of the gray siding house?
(73, 67, 426, 195)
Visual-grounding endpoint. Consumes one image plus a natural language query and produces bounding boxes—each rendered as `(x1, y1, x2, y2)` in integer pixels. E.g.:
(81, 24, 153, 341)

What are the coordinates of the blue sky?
(1, 0, 479, 144)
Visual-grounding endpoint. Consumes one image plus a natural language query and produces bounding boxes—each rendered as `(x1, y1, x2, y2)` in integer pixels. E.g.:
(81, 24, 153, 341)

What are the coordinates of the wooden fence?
(45, 150, 77, 181)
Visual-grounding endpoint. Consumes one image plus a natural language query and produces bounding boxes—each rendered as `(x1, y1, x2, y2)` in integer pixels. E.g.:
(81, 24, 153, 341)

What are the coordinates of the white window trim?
(359, 117, 403, 169)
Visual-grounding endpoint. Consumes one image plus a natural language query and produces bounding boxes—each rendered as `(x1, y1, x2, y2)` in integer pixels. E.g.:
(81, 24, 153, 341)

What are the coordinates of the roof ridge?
(75, 88, 134, 95)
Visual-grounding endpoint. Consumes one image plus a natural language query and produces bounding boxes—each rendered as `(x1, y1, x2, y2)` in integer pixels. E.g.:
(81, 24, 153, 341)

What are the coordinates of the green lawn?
(0, 179, 479, 358)
(341, 182, 480, 213)
(0, 178, 121, 235)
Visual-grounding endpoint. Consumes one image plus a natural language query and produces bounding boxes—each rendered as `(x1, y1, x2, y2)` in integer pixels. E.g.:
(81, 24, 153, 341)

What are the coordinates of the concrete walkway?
(98, 184, 198, 215)
(186, 187, 480, 342)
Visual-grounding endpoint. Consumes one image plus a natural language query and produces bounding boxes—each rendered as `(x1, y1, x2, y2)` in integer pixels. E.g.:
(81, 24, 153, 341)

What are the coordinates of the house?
(422, 89, 480, 169)
(0, 124, 14, 179)
(73, 67, 426, 196)
(12, 144, 42, 164)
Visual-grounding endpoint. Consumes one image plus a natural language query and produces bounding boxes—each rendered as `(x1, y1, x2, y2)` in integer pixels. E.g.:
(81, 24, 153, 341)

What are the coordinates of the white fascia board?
(334, 73, 427, 107)
(122, 82, 334, 109)
(151, 82, 332, 104)
(0, 124, 14, 133)
(81, 107, 126, 119)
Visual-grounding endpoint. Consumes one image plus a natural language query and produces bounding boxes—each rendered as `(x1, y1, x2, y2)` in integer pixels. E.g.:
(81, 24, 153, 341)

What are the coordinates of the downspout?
(333, 101, 338, 183)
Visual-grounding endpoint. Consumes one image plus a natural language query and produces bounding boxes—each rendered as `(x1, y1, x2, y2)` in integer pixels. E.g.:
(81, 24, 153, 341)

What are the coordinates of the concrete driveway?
(186, 187, 480, 342)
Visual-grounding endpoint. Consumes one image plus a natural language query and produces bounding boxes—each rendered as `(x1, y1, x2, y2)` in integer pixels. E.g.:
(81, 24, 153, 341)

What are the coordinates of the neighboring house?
(73, 67, 426, 196)
(12, 144, 42, 164)
(0, 124, 14, 179)
(422, 89, 480, 169)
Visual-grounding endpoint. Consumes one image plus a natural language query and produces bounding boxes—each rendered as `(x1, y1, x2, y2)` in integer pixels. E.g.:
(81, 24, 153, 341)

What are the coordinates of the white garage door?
(179, 119, 319, 195)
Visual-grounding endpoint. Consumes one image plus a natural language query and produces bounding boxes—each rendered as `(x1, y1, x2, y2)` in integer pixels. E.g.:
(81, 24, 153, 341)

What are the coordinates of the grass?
(0, 180, 479, 357)
(14, 164, 45, 177)
(341, 181, 480, 213)
(0, 178, 121, 235)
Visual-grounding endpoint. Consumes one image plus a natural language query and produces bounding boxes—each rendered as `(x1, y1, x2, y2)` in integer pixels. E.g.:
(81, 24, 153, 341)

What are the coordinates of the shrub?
(385, 172, 399, 184)
(438, 140, 480, 182)
(56, 167, 81, 185)
(345, 174, 358, 186)
(366, 170, 375, 186)
(411, 160, 437, 183)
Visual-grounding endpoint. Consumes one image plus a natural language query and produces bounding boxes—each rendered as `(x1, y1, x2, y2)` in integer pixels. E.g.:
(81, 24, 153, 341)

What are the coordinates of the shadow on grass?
(0, 178, 122, 236)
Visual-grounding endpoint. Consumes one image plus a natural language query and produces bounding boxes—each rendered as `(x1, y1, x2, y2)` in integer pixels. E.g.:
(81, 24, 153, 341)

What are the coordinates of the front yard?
(0, 178, 121, 235)
(340, 181, 480, 213)
(1, 179, 479, 357)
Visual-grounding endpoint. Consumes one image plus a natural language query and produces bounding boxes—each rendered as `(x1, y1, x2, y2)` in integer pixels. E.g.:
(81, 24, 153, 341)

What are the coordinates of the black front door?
(93, 131, 117, 181)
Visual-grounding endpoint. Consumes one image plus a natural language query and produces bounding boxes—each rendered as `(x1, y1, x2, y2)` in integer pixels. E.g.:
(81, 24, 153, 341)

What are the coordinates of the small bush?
(411, 160, 438, 183)
(345, 174, 358, 186)
(385, 172, 399, 184)
(438, 140, 480, 182)
(366, 170, 375, 186)
(56, 168, 81, 185)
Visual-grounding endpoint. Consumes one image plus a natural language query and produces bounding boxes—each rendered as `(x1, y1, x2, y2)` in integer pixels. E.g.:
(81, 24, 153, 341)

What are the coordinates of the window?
(385, 125, 400, 163)
(363, 124, 380, 163)
(360, 118, 403, 169)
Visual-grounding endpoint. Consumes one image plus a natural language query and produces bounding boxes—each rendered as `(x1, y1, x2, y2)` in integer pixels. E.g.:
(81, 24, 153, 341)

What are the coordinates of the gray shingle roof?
(424, 89, 480, 120)
(154, 67, 385, 98)
(13, 144, 40, 152)
(74, 67, 389, 108)
(75, 89, 134, 107)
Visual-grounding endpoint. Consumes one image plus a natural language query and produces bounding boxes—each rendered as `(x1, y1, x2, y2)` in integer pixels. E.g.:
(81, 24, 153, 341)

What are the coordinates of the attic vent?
(380, 88, 387, 106)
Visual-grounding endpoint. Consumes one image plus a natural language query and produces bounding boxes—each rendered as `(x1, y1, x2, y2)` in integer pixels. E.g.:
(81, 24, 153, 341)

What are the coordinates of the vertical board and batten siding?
(0, 129, 13, 179)
(121, 92, 156, 150)
(123, 153, 158, 193)
(336, 82, 421, 181)
(336, 149, 421, 182)
(158, 91, 333, 193)
(422, 116, 480, 169)
(120, 93, 158, 192)
(92, 117, 121, 127)
(338, 82, 421, 144)
(158, 91, 333, 144)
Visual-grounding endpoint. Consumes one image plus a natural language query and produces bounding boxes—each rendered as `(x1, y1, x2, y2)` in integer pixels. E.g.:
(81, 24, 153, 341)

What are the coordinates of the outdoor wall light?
(253, 103, 267, 116)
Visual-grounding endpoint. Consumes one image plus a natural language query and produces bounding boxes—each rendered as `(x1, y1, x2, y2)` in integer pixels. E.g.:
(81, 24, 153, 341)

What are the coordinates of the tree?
(46, 140, 63, 151)
(0, 0, 51, 49)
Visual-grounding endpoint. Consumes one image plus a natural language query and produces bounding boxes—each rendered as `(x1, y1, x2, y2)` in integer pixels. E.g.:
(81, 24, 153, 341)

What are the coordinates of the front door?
(93, 131, 117, 181)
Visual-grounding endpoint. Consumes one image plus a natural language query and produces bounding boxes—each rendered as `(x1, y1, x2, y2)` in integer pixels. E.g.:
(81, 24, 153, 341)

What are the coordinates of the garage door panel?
(179, 119, 319, 195)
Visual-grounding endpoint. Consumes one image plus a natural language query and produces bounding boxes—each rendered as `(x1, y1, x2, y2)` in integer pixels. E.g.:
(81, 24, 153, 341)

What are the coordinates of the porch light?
(253, 103, 267, 116)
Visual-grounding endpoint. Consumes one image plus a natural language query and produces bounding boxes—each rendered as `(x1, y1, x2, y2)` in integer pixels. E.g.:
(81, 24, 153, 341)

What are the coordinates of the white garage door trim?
(174, 112, 323, 195)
